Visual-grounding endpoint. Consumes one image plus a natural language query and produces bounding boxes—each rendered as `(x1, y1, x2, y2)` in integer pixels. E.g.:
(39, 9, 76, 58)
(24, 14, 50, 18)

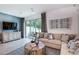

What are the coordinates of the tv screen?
(3, 22, 17, 30)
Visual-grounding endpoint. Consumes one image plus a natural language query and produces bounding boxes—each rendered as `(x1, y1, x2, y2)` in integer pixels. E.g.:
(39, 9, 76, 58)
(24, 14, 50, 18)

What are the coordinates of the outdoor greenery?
(25, 19, 41, 37)
(26, 19, 41, 29)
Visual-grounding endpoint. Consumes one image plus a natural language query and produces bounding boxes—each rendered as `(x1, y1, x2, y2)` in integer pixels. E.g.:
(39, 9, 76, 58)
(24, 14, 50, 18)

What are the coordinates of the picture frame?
(49, 17, 72, 29)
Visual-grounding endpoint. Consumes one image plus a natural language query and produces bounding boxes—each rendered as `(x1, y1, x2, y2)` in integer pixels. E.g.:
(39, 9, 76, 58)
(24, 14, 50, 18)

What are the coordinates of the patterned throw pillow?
(67, 40, 77, 50)
(61, 34, 69, 43)
(68, 34, 76, 42)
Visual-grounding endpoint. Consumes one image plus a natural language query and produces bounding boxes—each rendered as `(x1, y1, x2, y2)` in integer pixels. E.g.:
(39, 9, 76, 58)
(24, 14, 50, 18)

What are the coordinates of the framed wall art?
(49, 17, 72, 29)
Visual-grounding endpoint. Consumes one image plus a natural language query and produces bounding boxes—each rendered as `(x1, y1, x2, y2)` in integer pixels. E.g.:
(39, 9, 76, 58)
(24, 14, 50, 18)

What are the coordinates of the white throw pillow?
(49, 34, 53, 40)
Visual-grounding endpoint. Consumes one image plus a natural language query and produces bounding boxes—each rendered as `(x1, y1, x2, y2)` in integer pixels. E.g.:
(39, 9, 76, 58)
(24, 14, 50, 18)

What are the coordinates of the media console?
(0, 32, 21, 43)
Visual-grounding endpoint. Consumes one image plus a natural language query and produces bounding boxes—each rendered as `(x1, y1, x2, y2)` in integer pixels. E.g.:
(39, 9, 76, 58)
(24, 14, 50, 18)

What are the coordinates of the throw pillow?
(67, 40, 77, 50)
(61, 34, 69, 43)
(48, 34, 53, 40)
(68, 34, 76, 42)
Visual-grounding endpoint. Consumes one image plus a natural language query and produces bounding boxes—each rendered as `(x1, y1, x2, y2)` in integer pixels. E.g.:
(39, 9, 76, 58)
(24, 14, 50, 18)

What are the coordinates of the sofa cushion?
(61, 34, 69, 43)
(44, 33, 49, 39)
(53, 34, 62, 40)
(39, 38, 61, 45)
(48, 40, 61, 45)
(39, 38, 48, 42)
(44, 42, 61, 49)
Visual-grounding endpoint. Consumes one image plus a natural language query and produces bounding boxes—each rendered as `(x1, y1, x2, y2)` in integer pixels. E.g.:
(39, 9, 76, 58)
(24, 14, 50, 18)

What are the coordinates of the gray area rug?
(7, 46, 25, 55)
(7, 46, 60, 55)
(45, 47, 60, 55)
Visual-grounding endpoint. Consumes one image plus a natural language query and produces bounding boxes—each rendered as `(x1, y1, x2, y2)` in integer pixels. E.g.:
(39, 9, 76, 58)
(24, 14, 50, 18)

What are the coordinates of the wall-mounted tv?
(3, 22, 17, 30)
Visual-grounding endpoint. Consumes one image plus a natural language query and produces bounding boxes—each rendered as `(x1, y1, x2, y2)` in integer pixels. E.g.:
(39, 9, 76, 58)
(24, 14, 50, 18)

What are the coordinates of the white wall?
(25, 13, 41, 20)
(46, 6, 79, 34)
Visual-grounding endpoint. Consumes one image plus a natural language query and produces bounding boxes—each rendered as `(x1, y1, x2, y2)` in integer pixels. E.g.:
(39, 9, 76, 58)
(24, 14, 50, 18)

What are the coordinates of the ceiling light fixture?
(19, 12, 23, 14)
(31, 8, 34, 12)
(73, 4, 76, 7)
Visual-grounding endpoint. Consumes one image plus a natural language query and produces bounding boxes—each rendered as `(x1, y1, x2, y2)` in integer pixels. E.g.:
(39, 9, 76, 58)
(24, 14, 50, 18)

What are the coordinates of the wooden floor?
(0, 38, 32, 55)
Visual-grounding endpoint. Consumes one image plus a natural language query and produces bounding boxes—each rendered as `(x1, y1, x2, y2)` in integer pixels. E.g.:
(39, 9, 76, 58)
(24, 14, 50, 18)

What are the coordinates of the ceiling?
(0, 4, 75, 17)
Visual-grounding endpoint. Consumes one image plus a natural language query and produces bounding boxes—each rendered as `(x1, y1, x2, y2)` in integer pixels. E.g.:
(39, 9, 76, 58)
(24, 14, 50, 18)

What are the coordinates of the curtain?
(41, 12, 47, 32)
(20, 18, 24, 38)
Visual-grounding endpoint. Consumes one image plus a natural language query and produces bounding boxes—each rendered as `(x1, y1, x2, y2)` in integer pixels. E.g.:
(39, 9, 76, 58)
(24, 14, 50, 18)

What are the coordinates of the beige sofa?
(38, 32, 76, 50)
(39, 38, 61, 49)
(38, 33, 62, 49)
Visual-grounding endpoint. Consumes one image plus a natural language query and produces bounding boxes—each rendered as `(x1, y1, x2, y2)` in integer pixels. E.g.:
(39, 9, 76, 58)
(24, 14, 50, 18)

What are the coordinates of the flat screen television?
(3, 22, 17, 30)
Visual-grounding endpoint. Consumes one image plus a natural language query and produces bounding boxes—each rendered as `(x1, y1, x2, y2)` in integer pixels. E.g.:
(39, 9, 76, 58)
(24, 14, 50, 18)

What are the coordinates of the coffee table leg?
(42, 46, 46, 55)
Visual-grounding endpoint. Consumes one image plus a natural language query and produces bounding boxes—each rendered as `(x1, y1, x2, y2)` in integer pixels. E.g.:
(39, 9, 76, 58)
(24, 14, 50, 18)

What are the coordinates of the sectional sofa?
(37, 32, 78, 51)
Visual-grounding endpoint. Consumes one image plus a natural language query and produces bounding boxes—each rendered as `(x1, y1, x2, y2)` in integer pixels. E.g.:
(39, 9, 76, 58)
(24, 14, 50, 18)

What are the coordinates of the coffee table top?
(24, 41, 45, 50)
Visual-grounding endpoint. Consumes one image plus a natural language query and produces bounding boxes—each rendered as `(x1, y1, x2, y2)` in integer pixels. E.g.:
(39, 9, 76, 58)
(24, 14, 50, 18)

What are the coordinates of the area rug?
(7, 46, 60, 55)
(7, 46, 25, 55)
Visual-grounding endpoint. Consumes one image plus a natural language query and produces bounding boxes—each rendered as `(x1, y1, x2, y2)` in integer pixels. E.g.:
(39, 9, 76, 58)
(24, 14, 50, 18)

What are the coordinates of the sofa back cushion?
(53, 34, 62, 40)
(39, 32, 44, 38)
(44, 33, 49, 39)
(61, 34, 69, 43)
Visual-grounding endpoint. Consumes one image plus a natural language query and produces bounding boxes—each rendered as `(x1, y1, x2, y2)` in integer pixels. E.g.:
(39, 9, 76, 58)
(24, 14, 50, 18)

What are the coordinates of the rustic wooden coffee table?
(24, 41, 45, 55)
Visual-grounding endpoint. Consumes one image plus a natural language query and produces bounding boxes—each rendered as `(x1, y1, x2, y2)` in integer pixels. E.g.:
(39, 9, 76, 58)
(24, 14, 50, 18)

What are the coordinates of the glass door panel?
(25, 19, 41, 38)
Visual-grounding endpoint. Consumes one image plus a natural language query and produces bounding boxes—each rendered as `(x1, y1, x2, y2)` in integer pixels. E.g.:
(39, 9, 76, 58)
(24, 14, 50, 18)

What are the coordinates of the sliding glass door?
(25, 19, 41, 38)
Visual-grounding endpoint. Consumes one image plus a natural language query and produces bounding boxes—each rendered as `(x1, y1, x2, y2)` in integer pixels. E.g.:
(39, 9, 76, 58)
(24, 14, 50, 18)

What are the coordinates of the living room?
(0, 4, 79, 55)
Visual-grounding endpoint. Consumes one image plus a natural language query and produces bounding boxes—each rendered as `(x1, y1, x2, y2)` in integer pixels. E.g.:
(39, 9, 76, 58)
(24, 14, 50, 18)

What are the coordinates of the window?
(50, 20, 58, 29)
(25, 19, 41, 38)
(60, 18, 71, 28)
(49, 17, 71, 29)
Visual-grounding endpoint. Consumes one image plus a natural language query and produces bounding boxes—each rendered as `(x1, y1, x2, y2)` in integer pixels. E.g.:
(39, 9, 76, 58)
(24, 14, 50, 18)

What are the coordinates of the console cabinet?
(1, 32, 21, 43)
